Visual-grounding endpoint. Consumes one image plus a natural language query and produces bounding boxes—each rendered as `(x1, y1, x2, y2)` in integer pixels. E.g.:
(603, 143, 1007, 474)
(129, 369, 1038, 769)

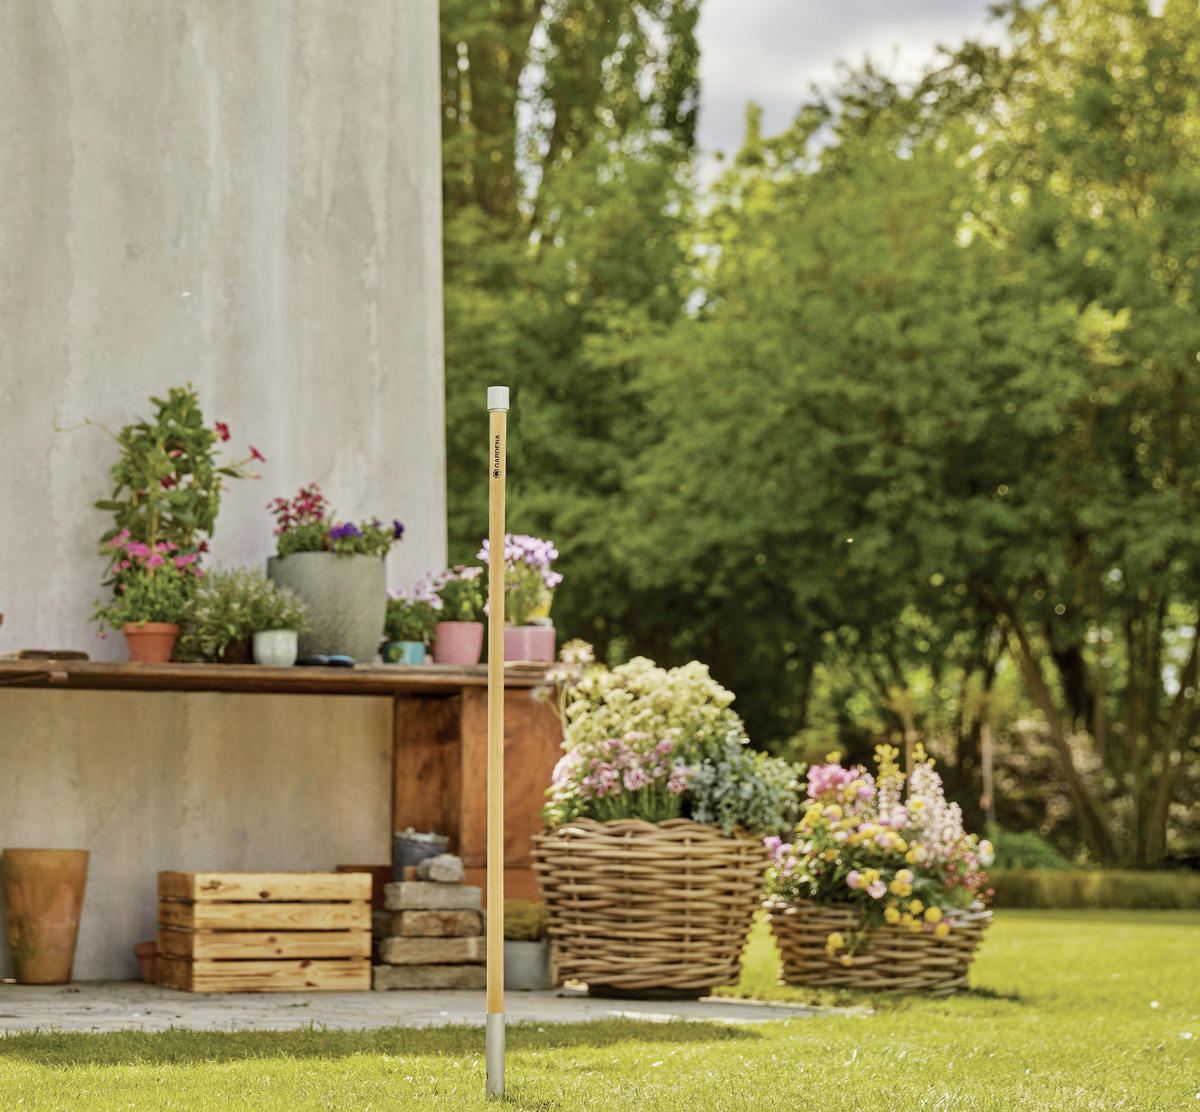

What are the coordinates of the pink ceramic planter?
(432, 621, 484, 664)
(503, 625, 556, 663)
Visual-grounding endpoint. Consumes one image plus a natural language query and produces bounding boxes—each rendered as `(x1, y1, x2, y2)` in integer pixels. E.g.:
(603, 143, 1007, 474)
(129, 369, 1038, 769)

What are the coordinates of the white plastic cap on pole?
(488, 386, 510, 412)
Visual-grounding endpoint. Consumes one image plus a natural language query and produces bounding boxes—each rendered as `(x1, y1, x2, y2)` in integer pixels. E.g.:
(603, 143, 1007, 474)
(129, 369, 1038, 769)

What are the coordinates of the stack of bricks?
(373, 854, 486, 990)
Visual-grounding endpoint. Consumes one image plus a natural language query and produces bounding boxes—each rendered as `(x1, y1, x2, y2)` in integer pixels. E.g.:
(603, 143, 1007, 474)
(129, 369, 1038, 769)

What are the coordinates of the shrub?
(989, 868, 1200, 909)
(503, 899, 549, 941)
(988, 826, 1078, 871)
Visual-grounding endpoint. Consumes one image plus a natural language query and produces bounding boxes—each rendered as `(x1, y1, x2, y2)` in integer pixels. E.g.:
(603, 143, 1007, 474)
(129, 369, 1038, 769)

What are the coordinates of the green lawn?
(1, 911, 1197, 1111)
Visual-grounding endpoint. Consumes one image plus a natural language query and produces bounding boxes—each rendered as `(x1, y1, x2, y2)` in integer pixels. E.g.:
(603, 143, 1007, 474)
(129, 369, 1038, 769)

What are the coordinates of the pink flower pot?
(503, 625, 556, 663)
(432, 621, 484, 665)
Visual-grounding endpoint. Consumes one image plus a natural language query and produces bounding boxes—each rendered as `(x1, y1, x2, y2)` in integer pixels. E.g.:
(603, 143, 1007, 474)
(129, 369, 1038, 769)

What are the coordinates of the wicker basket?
(531, 818, 766, 993)
(767, 898, 991, 993)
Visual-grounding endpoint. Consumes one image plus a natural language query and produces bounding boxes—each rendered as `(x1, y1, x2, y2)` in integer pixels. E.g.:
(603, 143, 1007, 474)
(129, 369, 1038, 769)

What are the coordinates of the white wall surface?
(0, 1, 447, 660)
(0, 689, 393, 980)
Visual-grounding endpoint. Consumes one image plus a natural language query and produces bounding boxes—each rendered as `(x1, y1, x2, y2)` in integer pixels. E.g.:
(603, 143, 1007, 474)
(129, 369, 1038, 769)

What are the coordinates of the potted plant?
(75, 387, 260, 661)
(476, 534, 562, 662)
(430, 566, 486, 664)
(266, 483, 404, 663)
(92, 532, 202, 661)
(175, 566, 309, 666)
(382, 578, 441, 664)
(763, 743, 994, 993)
(532, 643, 800, 997)
(503, 899, 553, 991)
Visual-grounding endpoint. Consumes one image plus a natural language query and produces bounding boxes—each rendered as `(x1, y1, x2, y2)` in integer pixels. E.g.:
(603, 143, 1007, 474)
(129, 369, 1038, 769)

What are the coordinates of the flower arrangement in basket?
(764, 742, 995, 992)
(532, 643, 800, 995)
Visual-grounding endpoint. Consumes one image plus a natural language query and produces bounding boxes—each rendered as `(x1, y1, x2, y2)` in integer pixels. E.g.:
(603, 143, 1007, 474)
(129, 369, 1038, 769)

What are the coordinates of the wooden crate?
(156, 871, 372, 992)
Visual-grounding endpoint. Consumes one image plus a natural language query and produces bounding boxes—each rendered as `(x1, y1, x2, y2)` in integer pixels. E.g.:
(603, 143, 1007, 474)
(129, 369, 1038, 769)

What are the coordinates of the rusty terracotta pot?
(2, 848, 89, 984)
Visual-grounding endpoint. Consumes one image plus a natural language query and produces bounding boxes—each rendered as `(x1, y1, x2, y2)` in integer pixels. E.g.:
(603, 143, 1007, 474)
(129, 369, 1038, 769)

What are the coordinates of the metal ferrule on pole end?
(486, 1012, 505, 1098)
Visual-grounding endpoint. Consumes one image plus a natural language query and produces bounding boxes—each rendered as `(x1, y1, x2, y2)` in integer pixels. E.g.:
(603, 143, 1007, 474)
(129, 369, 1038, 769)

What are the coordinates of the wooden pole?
(485, 385, 508, 1100)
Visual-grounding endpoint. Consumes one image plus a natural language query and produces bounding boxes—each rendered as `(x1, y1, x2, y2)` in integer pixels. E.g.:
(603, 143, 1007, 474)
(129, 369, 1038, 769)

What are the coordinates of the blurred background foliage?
(438, 0, 1200, 867)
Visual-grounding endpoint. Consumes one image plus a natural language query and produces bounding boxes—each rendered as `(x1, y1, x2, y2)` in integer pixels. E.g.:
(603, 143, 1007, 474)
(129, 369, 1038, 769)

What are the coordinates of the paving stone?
(395, 909, 484, 938)
(415, 854, 466, 883)
(379, 936, 484, 965)
(383, 881, 482, 911)
(372, 963, 488, 990)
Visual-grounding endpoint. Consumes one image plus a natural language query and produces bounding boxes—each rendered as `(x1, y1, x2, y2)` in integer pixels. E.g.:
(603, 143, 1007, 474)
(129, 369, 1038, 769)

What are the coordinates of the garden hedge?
(988, 868, 1200, 909)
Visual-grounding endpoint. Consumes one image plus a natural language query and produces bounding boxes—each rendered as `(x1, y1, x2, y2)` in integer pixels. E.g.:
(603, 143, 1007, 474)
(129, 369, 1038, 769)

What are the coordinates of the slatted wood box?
(156, 871, 372, 992)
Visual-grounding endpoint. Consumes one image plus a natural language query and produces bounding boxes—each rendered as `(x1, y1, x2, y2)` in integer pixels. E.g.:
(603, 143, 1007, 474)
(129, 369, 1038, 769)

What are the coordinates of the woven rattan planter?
(531, 818, 767, 995)
(767, 898, 991, 993)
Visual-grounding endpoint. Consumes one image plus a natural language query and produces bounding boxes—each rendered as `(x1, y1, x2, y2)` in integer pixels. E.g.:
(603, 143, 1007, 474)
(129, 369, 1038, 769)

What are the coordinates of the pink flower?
(215, 421, 231, 442)
(868, 880, 887, 899)
(623, 767, 649, 791)
(846, 870, 862, 890)
(249, 445, 265, 462)
(174, 554, 197, 569)
(118, 560, 131, 570)
(126, 541, 150, 558)
(145, 552, 165, 568)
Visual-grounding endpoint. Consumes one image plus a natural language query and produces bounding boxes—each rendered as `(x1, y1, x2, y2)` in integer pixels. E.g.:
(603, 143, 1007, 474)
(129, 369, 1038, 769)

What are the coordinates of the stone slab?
(415, 854, 466, 883)
(394, 910, 484, 937)
(379, 936, 484, 964)
(383, 881, 482, 911)
(372, 964, 488, 990)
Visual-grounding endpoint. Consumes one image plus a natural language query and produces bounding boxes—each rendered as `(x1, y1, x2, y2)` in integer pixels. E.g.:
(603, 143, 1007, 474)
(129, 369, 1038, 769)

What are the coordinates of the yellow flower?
(894, 838, 908, 852)
(825, 751, 842, 764)
(900, 914, 915, 929)
(895, 869, 914, 884)
(910, 799, 925, 812)
(905, 850, 918, 864)
(934, 923, 950, 939)
(924, 906, 943, 924)
(909, 899, 923, 915)
(823, 805, 843, 820)
(840, 954, 854, 967)
(823, 849, 838, 863)
(825, 931, 844, 952)
(884, 906, 901, 925)
(908, 918, 923, 933)
(890, 880, 913, 898)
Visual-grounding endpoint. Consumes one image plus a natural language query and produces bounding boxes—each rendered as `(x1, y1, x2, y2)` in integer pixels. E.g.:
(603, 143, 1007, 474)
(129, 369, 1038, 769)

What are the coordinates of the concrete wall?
(0, 1, 446, 660)
(0, 689, 393, 979)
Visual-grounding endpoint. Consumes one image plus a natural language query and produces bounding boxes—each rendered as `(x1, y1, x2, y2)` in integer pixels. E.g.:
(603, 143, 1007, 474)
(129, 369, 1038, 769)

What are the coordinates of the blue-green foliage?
(687, 732, 801, 836)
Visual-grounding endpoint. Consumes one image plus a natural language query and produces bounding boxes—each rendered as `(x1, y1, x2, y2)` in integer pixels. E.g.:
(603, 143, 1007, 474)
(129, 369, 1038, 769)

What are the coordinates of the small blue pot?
(382, 640, 426, 664)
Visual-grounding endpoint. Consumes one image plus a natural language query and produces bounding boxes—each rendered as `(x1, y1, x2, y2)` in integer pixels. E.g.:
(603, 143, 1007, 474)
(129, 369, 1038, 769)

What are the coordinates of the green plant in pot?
(92, 533, 202, 662)
(477, 533, 561, 662)
(266, 484, 403, 663)
(176, 567, 309, 666)
(382, 578, 441, 664)
(430, 566, 486, 665)
(71, 386, 261, 662)
(502, 899, 553, 991)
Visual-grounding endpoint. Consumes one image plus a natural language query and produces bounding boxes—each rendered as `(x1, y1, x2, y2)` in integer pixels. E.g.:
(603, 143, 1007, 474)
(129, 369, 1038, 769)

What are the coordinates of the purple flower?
(393, 519, 405, 540)
(329, 522, 364, 540)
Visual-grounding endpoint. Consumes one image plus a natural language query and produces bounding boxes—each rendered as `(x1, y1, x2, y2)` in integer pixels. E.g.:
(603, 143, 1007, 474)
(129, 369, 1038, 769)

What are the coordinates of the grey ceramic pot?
(267, 552, 386, 664)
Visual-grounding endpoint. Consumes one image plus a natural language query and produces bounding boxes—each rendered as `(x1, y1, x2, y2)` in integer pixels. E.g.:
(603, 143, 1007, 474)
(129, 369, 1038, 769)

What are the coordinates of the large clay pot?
(432, 621, 484, 665)
(267, 552, 386, 664)
(122, 622, 178, 663)
(1, 848, 89, 984)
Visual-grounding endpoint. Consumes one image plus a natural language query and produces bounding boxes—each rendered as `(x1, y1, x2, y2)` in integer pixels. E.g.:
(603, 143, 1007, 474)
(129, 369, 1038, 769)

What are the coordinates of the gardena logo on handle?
(493, 434, 501, 478)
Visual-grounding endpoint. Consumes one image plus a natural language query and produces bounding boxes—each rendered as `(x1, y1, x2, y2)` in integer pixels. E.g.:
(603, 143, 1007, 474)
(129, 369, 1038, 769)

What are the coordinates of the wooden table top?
(0, 659, 550, 696)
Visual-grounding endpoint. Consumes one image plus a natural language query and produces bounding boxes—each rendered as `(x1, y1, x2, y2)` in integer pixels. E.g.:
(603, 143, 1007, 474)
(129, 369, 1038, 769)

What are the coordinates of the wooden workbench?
(0, 659, 562, 903)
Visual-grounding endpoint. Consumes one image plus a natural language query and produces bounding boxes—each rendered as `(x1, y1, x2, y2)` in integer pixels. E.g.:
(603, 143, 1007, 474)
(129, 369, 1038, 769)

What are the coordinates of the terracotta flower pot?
(432, 621, 484, 665)
(134, 940, 156, 983)
(1, 848, 89, 984)
(122, 622, 178, 663)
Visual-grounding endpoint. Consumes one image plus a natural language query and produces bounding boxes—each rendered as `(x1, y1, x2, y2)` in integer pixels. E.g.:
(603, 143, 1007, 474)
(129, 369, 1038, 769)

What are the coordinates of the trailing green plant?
(542, 644, 800, 835)
(268, 483, 404, 558)
(176, 567, 309, 662)
(502, 899, 549, 942)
